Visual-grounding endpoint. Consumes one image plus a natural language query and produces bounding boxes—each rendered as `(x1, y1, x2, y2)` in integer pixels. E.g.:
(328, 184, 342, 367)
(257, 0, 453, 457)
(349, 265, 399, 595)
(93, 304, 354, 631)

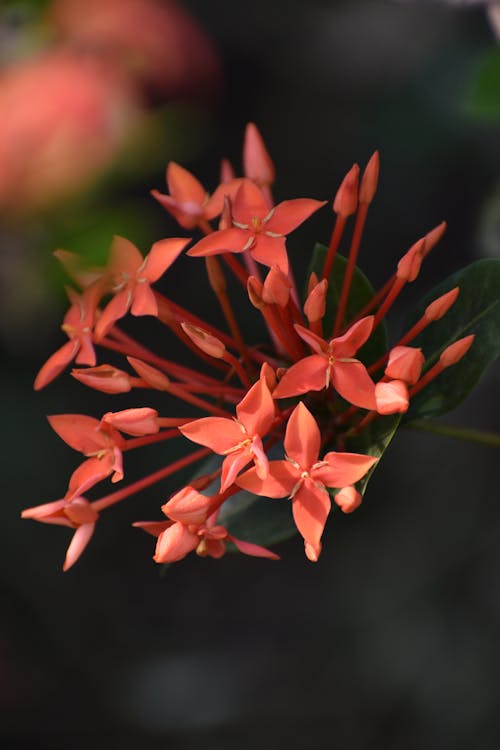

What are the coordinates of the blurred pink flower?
(49, 0, 221, 96)
(0, 51, 136, 213)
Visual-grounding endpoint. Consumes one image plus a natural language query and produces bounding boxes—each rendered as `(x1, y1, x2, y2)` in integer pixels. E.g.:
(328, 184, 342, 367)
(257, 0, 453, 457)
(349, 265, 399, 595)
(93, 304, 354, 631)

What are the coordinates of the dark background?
(2, 1, 500, 748)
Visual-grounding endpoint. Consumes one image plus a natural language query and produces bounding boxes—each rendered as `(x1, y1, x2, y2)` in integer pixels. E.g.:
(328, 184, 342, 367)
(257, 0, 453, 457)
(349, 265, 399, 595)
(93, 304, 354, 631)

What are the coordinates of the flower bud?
(424, 287, 459, 322)
(181, 323, 226, 358)
(162, 486, 212, 525)
(243, 122, 275, 187)
(439, 335, 474, 368)
(359, 151, 379, 204)
(304, 278, 328, 323)
(375, 379, 409, 414)
(333, 163, 359, 217)
(127, 357, 171, 390)
(102, 407, 159, 436)
(262, 266, 291, 307)
(385, 346, 424, 385)
(72, 364, 132, 393)
(335, 486, 362, 514)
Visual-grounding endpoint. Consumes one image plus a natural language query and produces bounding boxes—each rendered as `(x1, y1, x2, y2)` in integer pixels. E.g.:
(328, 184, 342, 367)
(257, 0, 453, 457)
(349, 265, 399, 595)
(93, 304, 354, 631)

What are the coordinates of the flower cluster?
(22, 124, 474, 570)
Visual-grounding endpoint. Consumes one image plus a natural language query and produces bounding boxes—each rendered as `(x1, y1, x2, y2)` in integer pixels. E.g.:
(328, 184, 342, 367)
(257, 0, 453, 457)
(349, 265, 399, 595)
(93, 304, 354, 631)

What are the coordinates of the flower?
(273, 317, 377, 410)
(237, 402, 377, 561)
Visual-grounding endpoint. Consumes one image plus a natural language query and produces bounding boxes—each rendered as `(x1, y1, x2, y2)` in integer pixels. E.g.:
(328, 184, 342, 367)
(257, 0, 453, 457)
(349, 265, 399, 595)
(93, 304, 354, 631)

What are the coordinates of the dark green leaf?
(404, 259, 500, 421)
(467, 48, 500, 122)
(344, 413, 401, 495)
(308, 243, 387, 364)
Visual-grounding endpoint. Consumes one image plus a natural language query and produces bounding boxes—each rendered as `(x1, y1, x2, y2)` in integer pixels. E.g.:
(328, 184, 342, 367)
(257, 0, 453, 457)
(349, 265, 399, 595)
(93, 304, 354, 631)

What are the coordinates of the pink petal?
(63, 522, 95, 571)
(204, 178, 245, 219)
(131, 282, 158, 317)
(66, 455, 117, 497)
(331, 316, 374, 358)
(221, 450, 252, 492)
(236, 379, 275, 437)
(21, 498, 67, 522)
(187, 227, 250, 258)
(154, 522, 198, 563)
(143, 238, 190, 283)
(294, 324, 327, 354)
(264, 198, 326, 235)
(34, 340, 79, 390)
(109, 236, 143, 277)
(236, 460, 297, 498)
(250, 234, 289, 274)
(284, 402, 320, 469)
(230, 536, 280, 560)
(132, 520, 172, 537)
(151, 190, 200, 230)
(243, 123, 275, 186)
(167, 162, 206, 206)
(47, 414, 103, 454)
(232, 179, 269, 225)
(292, 479, 331, 552)
(272, 355, 327, 399)
(312, 452, 377, 488)
(94, 289, 131, 339)
(74, 334, 96, 367)
(331, 361, 377, 410)
(180, 416, 245, 453)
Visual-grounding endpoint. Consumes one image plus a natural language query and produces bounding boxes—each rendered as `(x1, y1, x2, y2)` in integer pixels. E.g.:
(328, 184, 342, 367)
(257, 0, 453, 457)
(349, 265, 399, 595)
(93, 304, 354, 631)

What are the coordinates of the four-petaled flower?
(188, 179, 325, 273)
(95, 235, 190, 339)
(237, 402, 377, 561)
(273, 316, 377, 410)
(48, 414, 125, 497)
(179, 377, 275, 491)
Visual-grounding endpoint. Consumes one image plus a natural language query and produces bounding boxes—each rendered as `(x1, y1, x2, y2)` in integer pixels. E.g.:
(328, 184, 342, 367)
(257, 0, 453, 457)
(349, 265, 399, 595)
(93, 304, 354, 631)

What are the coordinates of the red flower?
(237, 402, 377, 561)
(188, 180, 325, 273)
(273, 317, 377, 410)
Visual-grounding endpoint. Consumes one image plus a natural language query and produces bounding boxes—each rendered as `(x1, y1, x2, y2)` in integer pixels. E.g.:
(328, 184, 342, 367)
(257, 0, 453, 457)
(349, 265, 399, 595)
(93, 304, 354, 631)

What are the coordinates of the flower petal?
(187, 228, 249, 258)
(109, 236, 143, 277)
(221, 450, 252, 492)
(130, 282, 158, 317)
(331, 361, 377, 410)
(331, 316, 374, 358)
(264, 198, 326, 235)
(154, 522, 198, 563)
(48, 413, 104, 453)
(180, 416, 245, 453)
(236, 379, 275, 437)
(250, 235, 289, 274)
(312, 452, 377, 487)
(230, 536, 280, 560)
(63, 522, 95, 571)
(273, 355, 327, 399)
(167, 162, 206, 206)
(142, 238, 190, 283)
(284, 402, 320, 469)
(236, 460, 297, 498)
(292, 479, 331, 554)
(232, 180, 268, 225)
(95, 289, 131, 339)
(34, 340, 79, 390)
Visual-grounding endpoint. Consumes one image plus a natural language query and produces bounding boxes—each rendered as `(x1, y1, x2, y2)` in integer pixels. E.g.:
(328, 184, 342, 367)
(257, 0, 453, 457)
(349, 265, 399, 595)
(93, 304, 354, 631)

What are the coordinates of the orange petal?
(236, 379, 275, 437)
(265, 198, 326, 235)
(34, 340, 79, 390)
(143, 237, 190, 283)
(273, 355, 327, 399)
(132, 520, 171, 537)
(292, 479, 330, 553)
(167, 162, 206, 206)
(109, 236, 143, 277)
(334, 486, 362, 514)
(331, 316, 374, 358)
(48, 413, 103, 453)
(187, 227, 249, 258)
(71, 364, 132, 394)
(162, 486, 212, 525)
(284, 402, 320, 469)
(94, 289, 131, 339)
(102, 407, 159, 436)
(375, 380, 409, 414)
(385, 346, 424, 385)
(243, 123, 275, 186)
(250, 235, 288, 274)
(180, 416, 244, 453)
(63, 522, 95, 571)
(236, 461, 297, 498)
(313, 452, 377, 487)
(230, 535, 280, 560)
(331, 361, 377, 410)
(232, 180, 268, 225)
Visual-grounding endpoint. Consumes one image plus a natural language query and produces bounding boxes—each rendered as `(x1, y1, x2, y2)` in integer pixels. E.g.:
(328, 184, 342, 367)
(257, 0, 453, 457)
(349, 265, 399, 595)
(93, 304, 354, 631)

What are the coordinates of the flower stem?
(407, 420, 500, 448)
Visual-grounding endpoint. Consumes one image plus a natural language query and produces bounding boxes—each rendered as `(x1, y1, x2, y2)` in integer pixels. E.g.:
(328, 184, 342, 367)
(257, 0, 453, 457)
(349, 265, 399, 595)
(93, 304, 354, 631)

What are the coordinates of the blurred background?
(2, 0, 500, 747)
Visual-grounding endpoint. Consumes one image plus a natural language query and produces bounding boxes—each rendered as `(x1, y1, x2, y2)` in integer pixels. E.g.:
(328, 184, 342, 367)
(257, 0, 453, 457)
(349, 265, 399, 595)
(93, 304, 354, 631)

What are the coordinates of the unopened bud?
(304, 278, 328, 323)
(243, 122, 275, 186)
(260, 362, 277, 391)
(161, 486, 212, 525)
(439, 335, 474, 368)
(396, 238, 425, 282)
(424, 287, 459, 322)
(71, 365, 131, 393)
(333, 163, 359, 217)
(423, 220, 447, 258)
(247, 276, 265, 309)
(220, 157, 235, 183)
(181, 323, 226, 358)
(375, 379, 409, 414)
(102, 408, 159, 436)
(385, 346, 424, 385)
(304, 540, 321, 562)
(335, 486, 362, 514)
(127, 357, 171, 391)
(262, 266, 291, 307)
(205, 256, 226, 294)
(359, 151, 380, 204)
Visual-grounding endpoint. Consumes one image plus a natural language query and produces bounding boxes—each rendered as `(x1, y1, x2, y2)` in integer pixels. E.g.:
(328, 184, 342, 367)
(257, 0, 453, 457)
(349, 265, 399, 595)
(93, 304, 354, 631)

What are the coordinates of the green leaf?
(308, 243, 387, 363)
(344, 414, 400, 495)
(404, 259, 500, 421)
(467, 48, 500, 122)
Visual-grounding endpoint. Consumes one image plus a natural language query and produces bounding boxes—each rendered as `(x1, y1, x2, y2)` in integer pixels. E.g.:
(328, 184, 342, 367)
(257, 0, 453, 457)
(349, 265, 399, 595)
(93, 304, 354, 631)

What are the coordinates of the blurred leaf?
(404, 259, 500, 420)
(467, 47, 500, 121)
(344, 414, 401, 495)
(308, 243, 387, 363)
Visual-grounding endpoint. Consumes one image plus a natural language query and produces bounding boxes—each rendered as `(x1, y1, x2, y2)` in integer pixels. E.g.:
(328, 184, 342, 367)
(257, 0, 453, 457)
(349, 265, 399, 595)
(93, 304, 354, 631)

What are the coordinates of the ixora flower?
(23, 123, 500, 572)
